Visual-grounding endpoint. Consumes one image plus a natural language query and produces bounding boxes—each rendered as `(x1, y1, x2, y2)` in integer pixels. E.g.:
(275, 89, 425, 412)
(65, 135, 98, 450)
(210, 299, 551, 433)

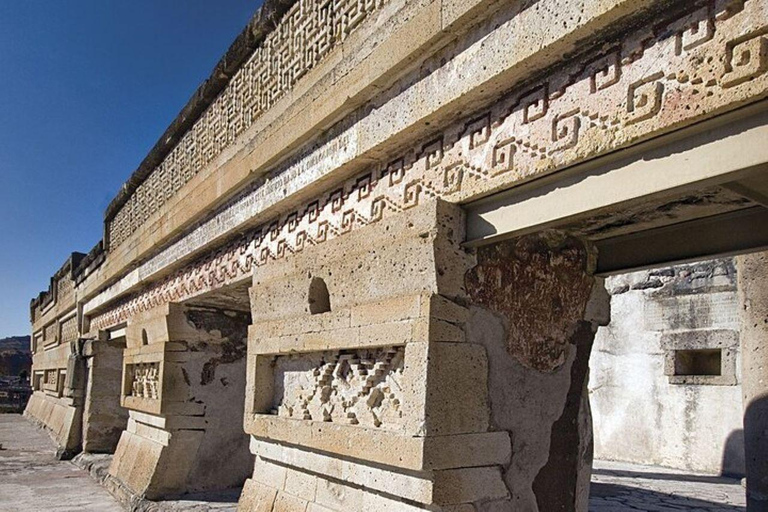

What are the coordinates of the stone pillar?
(237, 200, 607, 511)
(81, 335, 128, 453)
(239, 201, 514, 511)
(465, 232, 610, 512)
(106, 304, 252, 502)
(24, 339, 88, 459)
(737, 252, 768, 512)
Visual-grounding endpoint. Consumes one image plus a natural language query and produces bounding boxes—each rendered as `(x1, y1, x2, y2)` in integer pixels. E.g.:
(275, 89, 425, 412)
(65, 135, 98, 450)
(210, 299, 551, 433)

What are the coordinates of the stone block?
(238, 479, 278, 512)
(432, 467, 510, 505)
(315, 478, 364, 511)
(252, 456, 288, 491)
(273, 491, 309, 512)
(422, 342, 490, 436)
(283, 467, 317, 503)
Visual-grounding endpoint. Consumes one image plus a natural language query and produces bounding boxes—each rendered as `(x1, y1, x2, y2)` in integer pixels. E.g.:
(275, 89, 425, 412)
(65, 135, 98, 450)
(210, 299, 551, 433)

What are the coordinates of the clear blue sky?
(0, 0, 260, 337)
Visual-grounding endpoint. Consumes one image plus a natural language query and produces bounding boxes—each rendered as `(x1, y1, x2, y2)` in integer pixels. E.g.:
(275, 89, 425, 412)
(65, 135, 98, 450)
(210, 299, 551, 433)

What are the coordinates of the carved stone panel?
(125, 362, 161, 400)
(270, 346, 405, 431)
(107, 0, 389, 248)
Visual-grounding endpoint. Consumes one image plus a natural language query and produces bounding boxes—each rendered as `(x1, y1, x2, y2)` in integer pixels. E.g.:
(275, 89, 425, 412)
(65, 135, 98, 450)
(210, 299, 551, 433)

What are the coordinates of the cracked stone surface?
(590, 460, 746, 511)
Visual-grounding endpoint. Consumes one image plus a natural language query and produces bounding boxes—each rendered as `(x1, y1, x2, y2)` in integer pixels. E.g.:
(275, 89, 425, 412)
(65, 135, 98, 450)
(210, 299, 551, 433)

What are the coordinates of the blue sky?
(0, 1, 260, 337)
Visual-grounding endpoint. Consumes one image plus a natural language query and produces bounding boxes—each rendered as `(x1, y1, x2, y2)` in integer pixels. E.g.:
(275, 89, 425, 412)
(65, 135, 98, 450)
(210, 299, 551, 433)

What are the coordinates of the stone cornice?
(88, 0, 768, 330)
(103, 0, 297, 228)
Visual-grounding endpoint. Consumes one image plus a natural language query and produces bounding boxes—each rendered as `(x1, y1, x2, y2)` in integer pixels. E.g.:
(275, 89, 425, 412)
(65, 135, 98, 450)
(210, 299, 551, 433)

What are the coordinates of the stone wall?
(22, 0, 768, 508)
(589, 258, 745, 476)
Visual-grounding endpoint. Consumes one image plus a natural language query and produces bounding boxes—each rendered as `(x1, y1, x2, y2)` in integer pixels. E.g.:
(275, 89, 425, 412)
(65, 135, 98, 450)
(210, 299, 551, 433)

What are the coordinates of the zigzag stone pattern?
(272, 346, 405, 431)
(127, 363, 161, 400)
(91, 0, 768, 331)
(107, 0, 388, 249)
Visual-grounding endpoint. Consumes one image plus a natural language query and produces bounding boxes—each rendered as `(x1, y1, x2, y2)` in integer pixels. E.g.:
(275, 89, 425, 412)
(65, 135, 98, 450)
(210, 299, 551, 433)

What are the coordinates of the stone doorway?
(588, 258, 747, 510)
(463, 102, 768, 511)
(103, 281, 254, 506)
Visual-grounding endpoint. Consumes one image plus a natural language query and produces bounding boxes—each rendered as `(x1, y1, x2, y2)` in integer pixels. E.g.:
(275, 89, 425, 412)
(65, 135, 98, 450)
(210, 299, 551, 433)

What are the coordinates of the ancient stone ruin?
(25, 0, 768, 510)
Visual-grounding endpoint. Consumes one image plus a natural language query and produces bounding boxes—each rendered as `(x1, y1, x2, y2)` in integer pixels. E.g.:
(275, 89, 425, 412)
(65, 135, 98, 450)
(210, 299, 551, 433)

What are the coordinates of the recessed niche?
(308, 277, 331, 315)
(674, 349, 722, 376)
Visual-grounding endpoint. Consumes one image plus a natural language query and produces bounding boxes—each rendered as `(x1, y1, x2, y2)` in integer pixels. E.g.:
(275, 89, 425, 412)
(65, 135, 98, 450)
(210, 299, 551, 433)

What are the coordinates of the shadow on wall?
(592, 467, 739, 485)
(721, 429, 746, 478)
(743, 395, 768, 509)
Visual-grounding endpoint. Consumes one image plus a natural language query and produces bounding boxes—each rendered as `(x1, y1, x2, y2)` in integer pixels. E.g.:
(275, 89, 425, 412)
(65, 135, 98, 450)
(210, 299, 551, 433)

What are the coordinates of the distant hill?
(0, 336, 31, 378)
(0, 336, 31, 352)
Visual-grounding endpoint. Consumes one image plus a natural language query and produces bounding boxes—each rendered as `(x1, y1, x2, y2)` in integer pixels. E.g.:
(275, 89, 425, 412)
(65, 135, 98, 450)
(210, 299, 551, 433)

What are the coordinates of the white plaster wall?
(589, 260, 745, 476)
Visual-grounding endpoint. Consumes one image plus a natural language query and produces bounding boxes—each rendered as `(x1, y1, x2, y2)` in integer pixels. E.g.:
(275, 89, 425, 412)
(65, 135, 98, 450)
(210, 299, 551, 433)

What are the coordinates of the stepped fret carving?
(127, 363, 160, 400)
(91, 0, 768, 331)
(272, 347, 405, 430)
(107, 0, 387, 249)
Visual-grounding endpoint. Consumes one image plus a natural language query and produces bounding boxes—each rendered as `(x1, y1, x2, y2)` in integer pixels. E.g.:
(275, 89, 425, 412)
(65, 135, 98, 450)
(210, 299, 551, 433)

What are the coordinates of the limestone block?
(273, 491, 309, 512)
(250, 434, 511, 506)
(432, 467, 510, 505)
(108, 430, 164, 497)
(23, 391, 82, 458)
(252, 456, 288, 491)
(238, 479, 278, 512)
(350, 294, 423, 327)
(421, 342, 490, 436)
(249, 201, 468, 323)
(422, 431, 511, 470)
(283, 466, 317, 503)
(315, 478, 364, 511)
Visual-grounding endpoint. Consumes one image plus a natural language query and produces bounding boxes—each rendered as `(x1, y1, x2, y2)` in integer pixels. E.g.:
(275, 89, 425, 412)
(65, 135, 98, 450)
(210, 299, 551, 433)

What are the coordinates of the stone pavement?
(590, 460, 747, 511)
(0, 414, 748, 511)
(0, 414, 122, 512)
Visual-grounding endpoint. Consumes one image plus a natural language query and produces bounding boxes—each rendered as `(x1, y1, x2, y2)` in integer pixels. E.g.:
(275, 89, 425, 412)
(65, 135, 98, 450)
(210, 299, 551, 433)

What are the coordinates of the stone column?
(465, 231, 610, 512)
(238, 200, 607, 512)
(106, 303, 252, 502)
(81, 335, 128, 454)
(737, 252, 768, 512)
(239, 201, 514, 511)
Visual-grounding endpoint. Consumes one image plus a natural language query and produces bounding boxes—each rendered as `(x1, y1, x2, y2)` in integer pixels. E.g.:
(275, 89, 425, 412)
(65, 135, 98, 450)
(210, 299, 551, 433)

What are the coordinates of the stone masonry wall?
(589, 258, 745, 476)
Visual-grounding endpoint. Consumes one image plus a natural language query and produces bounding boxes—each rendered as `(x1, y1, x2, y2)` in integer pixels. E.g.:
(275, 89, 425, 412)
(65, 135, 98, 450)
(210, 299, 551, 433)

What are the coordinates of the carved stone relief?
(91, 0, 768, 331)
(270, 346, 405, 430)
(107, 0, 388, 248)
(126, 363, 160, 400)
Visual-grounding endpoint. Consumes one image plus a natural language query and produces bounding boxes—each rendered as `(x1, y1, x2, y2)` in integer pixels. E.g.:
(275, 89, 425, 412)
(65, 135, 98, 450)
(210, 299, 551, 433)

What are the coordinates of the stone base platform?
(74, 453, 240, 512)
(23, 391, 81, 459)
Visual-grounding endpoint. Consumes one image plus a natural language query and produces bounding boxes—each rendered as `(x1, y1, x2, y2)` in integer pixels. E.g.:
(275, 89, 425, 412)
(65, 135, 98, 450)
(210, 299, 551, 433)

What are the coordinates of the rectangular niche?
(674, 349, 722, 377)
(256, 346, 406, 431)
(42, 368, 64, 397)
(662, 329, 738, 385)
(33, 371, 44, 391)
(123, 362, 161, 400)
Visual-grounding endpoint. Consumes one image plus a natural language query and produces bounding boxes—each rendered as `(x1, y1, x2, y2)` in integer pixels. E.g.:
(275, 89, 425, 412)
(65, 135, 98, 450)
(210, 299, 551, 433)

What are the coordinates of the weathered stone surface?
(466, 233, 610, 512)
(107, 304, 253, 501)
(466, 232, 596, 373)
(82, 338, 127, 454)
(737, 251, 768, 512)
(24, 0, 768, 510)
(590, 258, 746, 476)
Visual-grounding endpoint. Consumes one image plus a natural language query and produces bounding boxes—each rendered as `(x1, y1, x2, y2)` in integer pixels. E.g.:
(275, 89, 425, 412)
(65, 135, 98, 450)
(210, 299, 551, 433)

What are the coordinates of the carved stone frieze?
(60, 316, 78, 345)
(108, 0, 388, 249)
(91, 0, 768, 330)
